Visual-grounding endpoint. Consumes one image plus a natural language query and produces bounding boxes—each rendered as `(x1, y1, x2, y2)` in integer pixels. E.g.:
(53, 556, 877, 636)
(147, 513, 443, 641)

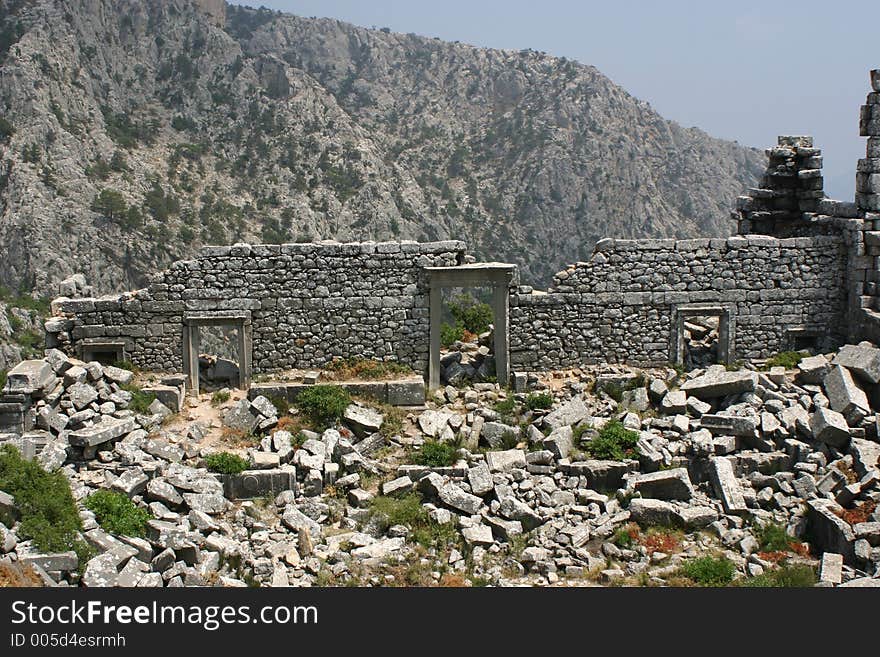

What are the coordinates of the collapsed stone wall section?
(509, 234, 847, 370)
(46, 241, 466, 376)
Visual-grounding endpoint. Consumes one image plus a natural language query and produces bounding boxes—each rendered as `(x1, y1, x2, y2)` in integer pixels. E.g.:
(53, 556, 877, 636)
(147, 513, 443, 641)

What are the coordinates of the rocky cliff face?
(0, 0, 763, 296)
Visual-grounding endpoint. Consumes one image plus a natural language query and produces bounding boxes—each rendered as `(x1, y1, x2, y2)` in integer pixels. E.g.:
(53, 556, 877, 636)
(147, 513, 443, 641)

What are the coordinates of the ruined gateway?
(1, 71, 880, 588)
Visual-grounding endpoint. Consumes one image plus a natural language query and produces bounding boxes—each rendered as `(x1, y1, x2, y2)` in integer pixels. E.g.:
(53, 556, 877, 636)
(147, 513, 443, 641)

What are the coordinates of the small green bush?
(84, 490, 151, 538)
(764, 351, 809, 370)
(524, 392, 553, 411)
(679, 556, 736, 586)
(294, 385, 351, 428)
(111, 360, 137, 372)
(613, 526, 635, 548)
(0, 369, 6, 390)
(290, 432, 308, 450)
(493, 396, 516, 422)
(584, 420, 640, 460)
(370, 493, 458, 549)
(121, 384, 155, 414)
(205, 452, 249, 475)
(414, 439, 457, 467)
(0, 444, 82, 552)
(755, 522, 797, 553)
(440, 322, 464, 347)
(211, 390, 231, 406)
(745, 564, 817, 588)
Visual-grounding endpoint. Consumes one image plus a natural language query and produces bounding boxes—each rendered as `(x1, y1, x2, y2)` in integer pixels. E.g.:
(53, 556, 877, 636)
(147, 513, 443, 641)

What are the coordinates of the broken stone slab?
(18, 551, 78, 572)
(386, 379, 425, 406)
(281, 505, 322, 540)
(541, 425, 573, 459)
(823, 365, 870, 425)
(467, 463, 494, 496)
(810, 407, 851, 448)
(111, 467, 148, 497)
(351, 537, 405, 560)
(699, 413, 758, 437)
(708, 457, 749, 515)
(485, 449, 526, 473)
(183, 492, 229, 515)
(5, 360, 56, 394)
(675, 506, 718, 529)
(806, 499, 856, 563)
(680, 368, 757, 399)
(142, 385, 182, 414)
(68, 416, 137, 447)
(833, 343, 880, 384)
(36, 406, 68, 433)
(82, 552, 119, 587)
(818, 552, 843, 584)
(480, 422, 520, 448)
(343, 404, 383, 438)
(660, 390, 687, 414)
(461, 524, 494, 546)
(498, 495, 544, 530)
(223, 468, 296, 499)
(250, 451, 281, 469)
(542, 395, 589, 430)
(222, 399, 261, 433)
(627, 468, 693, 500)
(628, 498, 678, 527)
(437, 482, 483, 515)
(797, 355, 832, 384)
(484, 515, 523, 539)
(562, 459, 634, 490)
(146, 479, 184, 507)
(67, 382, 99, 410)
(381, 476, 413, 496)
(417, 409, 454, 437)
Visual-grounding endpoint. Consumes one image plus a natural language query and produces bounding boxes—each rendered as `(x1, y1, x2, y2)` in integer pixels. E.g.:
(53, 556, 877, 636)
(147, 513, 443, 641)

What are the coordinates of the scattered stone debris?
(1, 339, 880, 588)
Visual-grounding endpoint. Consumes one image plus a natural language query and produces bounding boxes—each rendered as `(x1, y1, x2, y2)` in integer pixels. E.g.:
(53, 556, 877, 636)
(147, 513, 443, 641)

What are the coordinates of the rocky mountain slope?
(0, 0, 762, 296)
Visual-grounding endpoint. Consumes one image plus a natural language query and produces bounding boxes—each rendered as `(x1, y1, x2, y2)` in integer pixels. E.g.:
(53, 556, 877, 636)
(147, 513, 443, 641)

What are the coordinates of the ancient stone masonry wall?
(46, 241, 465, 375)
(509, 234, 848, 370)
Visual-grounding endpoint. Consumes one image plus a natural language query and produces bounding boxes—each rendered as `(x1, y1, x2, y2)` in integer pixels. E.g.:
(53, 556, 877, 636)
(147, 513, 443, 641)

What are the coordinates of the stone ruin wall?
(47, 241, 466, 376)
(44, 69, 880, 384)
(508, 233, 848, 371)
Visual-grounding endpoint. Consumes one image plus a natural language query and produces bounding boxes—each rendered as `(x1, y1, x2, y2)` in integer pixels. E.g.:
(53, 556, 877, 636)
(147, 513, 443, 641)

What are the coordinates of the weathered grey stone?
(343, 404, 383, 438)
(660, 390, 687, 414)
(680, 368, 757, 398)
(467, 463, 494, 496)
(542, 425, 573, 459)
(628, 468, 693, 500)
(82, 553, 119, 587)
(103, 365, 134, 385)
(222, 399, 260, 433)
(807, 499, 856, 563)
(797, 355, 832, 384)
(68, 416, 137, 447)
(5, 360, 55, 393)
(480, 422, 520, 448)
(183, 492, 228, 515)
(810, 407, 851, 448)
(542, 395, 589, 430)
(708, 457, 749, 515)
(461, 524, 494, 545)
(700, 413, 758, 437)
(833, 343, 880, 384)
(417, 410, 453, 437)
(281, 505, 322, 539)
(437, 482, 483, 515)
(818, 552, 843, 584)
(381, 476, 413, 496)
(67, 382, 99, 410)
(146, 479, 184, 506)
(19, 551, 78, 572)
(628, 498, 677, 527)
(823, 365, 869, 425)
(498, 495, 544, 530)
(485, 449, 526, 473)
(111, 467, 148, 497)
(352, 537, 405, 559)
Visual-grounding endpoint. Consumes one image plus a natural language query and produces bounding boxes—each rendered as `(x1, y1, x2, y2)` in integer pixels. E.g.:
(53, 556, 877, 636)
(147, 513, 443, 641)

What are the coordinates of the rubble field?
(2, 342, 880, 588)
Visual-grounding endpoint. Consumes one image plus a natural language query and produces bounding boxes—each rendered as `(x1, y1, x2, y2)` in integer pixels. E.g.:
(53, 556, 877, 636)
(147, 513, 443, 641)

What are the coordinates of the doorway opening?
(80, 341, 126, 366)
(182, 313, 252, 396)
(671, 304, 732, 369)
(426, 264, 516, 390)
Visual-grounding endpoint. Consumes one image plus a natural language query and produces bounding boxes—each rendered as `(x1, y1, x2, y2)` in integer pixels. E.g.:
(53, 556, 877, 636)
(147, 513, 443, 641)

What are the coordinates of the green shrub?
(84, 490, 151, 538)
(211, 390, 231, 406)
(613, 526, 636, 548)
(440, 322, 464, 347)
(584, 420, 640, 460)
(448, 293, 493, 335)
(524, 392, 553, 411)
(0, 369, 6, 390)
(370, 493, 458, 549)
(323, 357, 412, 380)
(414, 439, 457, 467)
(290, 432, 308, 449)
(764, 351, 809, 370)
(0, 116, 14, 142)
(0, 444, 82, 552)
(679, 556, 736, 586)
(205, 451, 249, 475)
(121, 384, 155, 414)
(744, 564, 817, 588)
(493, 396, 516, 422)
(755, 522, 797, 552)
(111, 360, 137, 372)
(294, 384, 351, 428)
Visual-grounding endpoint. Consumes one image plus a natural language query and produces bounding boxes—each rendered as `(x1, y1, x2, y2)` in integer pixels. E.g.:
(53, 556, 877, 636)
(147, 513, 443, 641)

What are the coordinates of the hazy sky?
(241, 1, 878, 200)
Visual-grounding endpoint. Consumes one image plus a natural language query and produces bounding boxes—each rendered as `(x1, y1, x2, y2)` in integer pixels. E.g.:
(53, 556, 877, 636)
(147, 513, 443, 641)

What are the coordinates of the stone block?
(5, 360, 55, 394)
(810, 407, 851, 448)
(223, 468, 296, 499)
(485, 449, 527, 473)
(680, 368, 757, 399)
(68, 416, 137, 447)
(386, 379, 425, 405)
(823, 365, 870, 425)
(708, 457, 748, 514)
(833, 344, 880, 384)
(628, 467, 693, 500)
